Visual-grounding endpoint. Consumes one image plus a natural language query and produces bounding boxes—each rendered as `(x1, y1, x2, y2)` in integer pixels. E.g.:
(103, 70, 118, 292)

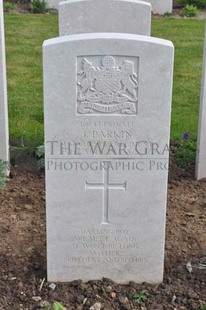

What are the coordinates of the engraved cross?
(85, 162, 126, 224)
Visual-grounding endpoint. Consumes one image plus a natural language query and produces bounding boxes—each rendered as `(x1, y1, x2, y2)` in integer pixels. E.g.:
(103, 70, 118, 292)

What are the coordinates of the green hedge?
(176, 0, 206, 9)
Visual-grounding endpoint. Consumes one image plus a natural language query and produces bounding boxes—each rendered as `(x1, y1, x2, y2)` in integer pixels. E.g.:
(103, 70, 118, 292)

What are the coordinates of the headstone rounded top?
(59, 0, 151, 6)
(58, 0, 152, 36)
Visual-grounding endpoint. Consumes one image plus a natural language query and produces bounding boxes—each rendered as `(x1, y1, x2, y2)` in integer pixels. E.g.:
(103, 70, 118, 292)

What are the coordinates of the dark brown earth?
(0, 155, 205, 310)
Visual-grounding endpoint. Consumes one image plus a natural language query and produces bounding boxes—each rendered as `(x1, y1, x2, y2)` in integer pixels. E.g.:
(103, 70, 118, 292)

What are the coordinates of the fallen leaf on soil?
(172, 294, 176, 302)
(95, 294, 101, 299)
(48, 282, 56, 290)
(185, 212, 195, 217)
(186, 261, 193, 273)
(111, 292, 116, 298)
(193, 263, 206, 270)
(32, 296, 42, 302)
(83, 298, 87, 305)
(39, 300, 50, 308)
(105, 285, 112, 292)
(39, 277, 45, 291)
(89, 302, 101, 310)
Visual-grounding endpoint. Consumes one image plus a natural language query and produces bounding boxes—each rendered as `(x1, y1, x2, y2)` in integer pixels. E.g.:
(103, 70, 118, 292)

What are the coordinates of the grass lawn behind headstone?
(152, 17, 205, 142)
(5, 14, 58, 150)
(4, 14, 205, 149)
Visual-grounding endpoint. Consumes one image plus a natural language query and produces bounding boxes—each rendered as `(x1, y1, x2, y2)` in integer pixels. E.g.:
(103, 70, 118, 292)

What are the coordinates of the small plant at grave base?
(52, 302, 65, 310)
(47, 8, 58, 14)
(176, 0, 205, 9)
(4, 2, 16, 12)
(200, 305, 206, 310)
(133, 290, 147, 304)
(36, 145, 45, 170)
(183, 4, 199, 17)
(164, 12, 172, 17)
(43, 301, 65, 310)
(174, 132, 196, 168)
(30, 0, 48, 14)
(0, 160, 8, 192)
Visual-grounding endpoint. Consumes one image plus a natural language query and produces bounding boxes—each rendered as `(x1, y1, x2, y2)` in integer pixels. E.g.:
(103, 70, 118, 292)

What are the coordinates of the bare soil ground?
(0, 156, 205, 309)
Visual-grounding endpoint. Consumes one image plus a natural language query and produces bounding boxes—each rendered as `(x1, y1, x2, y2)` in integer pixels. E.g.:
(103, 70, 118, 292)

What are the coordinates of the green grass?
(152, 18, 205, 142)
(5, 14, 58, 148)
(4, 15, 205, 148)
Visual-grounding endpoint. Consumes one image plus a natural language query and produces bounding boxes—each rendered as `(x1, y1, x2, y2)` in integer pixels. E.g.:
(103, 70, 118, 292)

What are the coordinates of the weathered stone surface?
(44, 33, 174, 283)
(0, 0, 9, 164)
(142, 0, 172, 14)
(196, 27, 206, 180)
(59, 0, 151, 36)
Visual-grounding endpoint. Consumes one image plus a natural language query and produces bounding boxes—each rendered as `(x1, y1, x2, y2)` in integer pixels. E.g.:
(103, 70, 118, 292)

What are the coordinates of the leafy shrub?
(176, 0, 206, 9)
(47, 7, 58, 14)
(36, 145, 45, 170)
(0, 160, 8, 192)
(164, 12, 172, 17)
(53, 302, 65, 310)
(43, 302, 65, 310)
(31, 0, 48, 13)
(174, 133, 196, 168)
(183, 4, 199, 16)
(4, 2, 17, 12)
(133, 290, 147, 304)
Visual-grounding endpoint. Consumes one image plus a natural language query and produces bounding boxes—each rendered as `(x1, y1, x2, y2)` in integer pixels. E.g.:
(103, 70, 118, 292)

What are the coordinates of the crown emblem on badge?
(77, 55, 138, 115)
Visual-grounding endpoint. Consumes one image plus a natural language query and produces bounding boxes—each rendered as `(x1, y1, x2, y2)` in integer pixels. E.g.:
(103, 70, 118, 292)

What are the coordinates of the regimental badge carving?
(77, 55, 138, 115)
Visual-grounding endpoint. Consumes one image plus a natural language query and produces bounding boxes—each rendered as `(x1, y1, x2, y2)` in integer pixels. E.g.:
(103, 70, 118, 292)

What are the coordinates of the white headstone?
(59, 0, 151, 36)
(196, 27, 206, 180)
(0, 0, 9, 165)
(142, 0, 172, 14)
(44, 33, 174, 283)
